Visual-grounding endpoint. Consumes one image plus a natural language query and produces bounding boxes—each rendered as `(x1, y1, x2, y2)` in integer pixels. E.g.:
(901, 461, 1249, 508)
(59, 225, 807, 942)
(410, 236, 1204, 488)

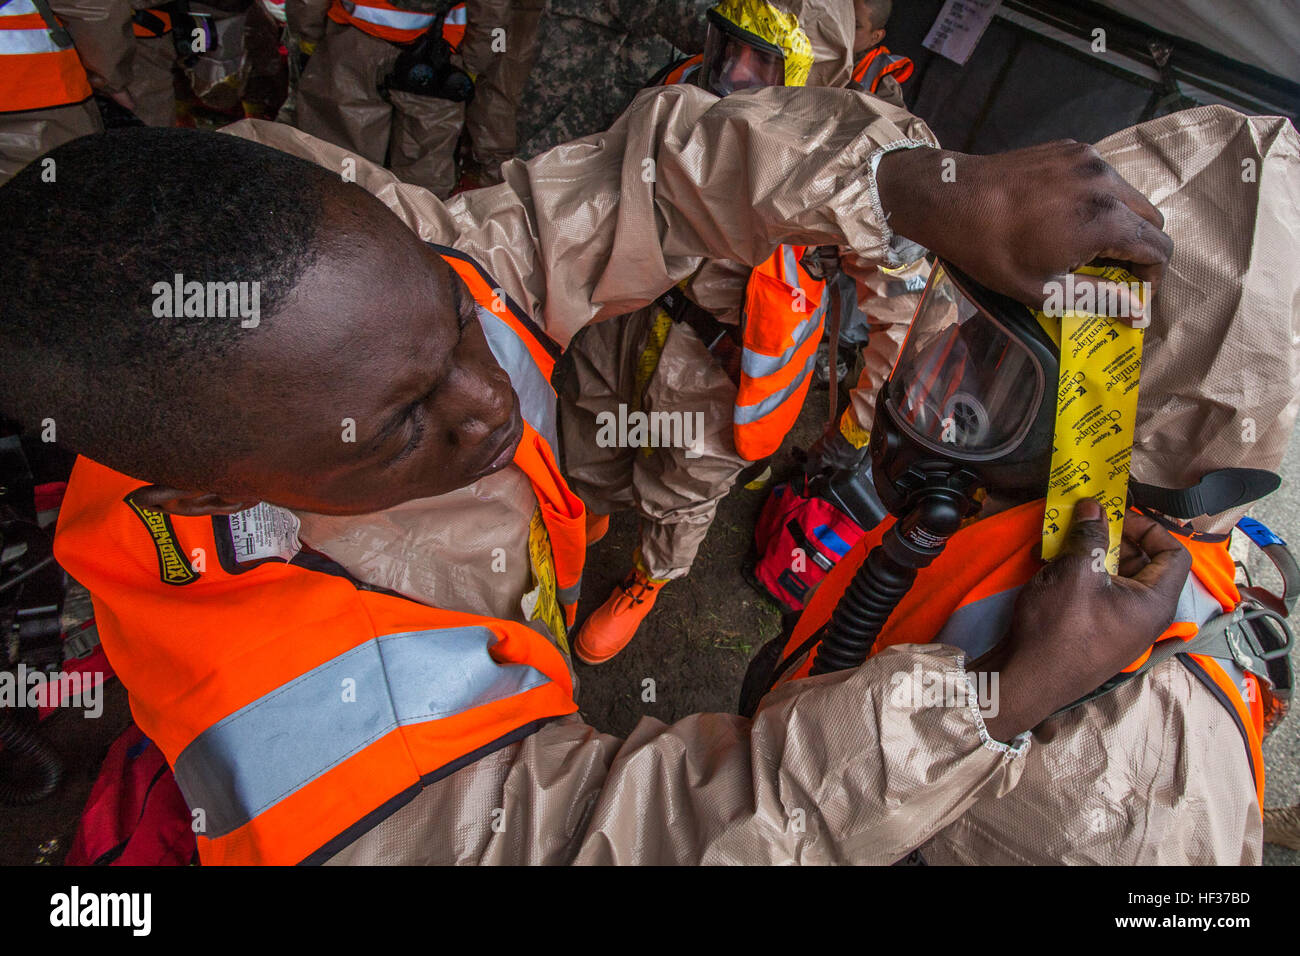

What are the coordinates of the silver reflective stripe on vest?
(858, 52, 908, 92)
(556, 581, 580, 605)
(0, 27, 62, 53)
(932, 572, 1224, 663)
(780, 245, 799, 288)
(733, 347, 818, 425)
(740, 297, 826, 378)
(173, 625, 549, 838)
(341, 0, 435, 31)
(476, 303, 559, 458)
(445, 3, 465, 25)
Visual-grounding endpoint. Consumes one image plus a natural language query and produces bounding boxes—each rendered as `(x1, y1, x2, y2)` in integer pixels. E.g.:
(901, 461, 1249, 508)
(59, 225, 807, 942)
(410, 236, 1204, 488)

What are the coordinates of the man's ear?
(129, 485, 260, 517)
(871, 27, 886, 48)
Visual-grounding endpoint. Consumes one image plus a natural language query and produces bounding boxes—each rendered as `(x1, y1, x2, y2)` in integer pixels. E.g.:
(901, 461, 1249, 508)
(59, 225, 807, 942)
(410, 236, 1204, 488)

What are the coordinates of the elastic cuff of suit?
(955, 656, 1031, 758)
(865, 140, 934, 269)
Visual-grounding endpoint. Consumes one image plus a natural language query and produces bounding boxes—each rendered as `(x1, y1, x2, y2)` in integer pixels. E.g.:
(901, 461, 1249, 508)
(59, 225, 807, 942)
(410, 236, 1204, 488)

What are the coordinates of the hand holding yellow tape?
(1036, 266, 1147, 573)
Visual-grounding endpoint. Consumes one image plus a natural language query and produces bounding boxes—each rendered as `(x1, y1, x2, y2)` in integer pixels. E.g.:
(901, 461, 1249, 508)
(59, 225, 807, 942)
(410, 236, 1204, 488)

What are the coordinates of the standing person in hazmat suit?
(560, 0, 913, 665)
(0, 0, 135, 181)
(287, 0, 506, 197)
(758, 106, 1300, 865)
(4, 79, 1182, 864)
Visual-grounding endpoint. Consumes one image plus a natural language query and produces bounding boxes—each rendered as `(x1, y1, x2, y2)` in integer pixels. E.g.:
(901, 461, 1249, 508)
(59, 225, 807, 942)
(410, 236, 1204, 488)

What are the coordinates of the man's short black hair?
(0, 127, 336, 488)
(859, 0, 892, 28)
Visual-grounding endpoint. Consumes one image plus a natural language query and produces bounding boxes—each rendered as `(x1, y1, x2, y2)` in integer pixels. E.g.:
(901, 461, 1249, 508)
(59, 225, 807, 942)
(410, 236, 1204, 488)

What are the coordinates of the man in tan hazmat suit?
(7, 81, 1191, 864)
(770, 106, 1300, 865)
(287, 0, 508, 197)
(0, 0, 136, 182)
(558, 0, 924, 664)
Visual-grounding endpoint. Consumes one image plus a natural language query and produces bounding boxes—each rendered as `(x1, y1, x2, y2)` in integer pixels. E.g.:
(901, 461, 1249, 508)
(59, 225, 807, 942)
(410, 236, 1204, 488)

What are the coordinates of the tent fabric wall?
(1097, 0, 1300, 80)
(884, 0, 1298, 155)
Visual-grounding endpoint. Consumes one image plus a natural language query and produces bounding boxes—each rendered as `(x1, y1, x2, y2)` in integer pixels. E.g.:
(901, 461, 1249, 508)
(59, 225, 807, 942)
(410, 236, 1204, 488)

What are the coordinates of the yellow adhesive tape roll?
(1036, 266, 1147, 573)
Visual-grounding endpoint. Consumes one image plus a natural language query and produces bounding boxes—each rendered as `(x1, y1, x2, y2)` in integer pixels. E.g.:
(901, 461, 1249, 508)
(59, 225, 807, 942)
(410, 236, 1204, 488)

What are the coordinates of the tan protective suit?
(837, 254, 930, 441)
(900, 106, 1300, 865)
(0, 0, 134, 181)
(127, 2, 257, 126)
(462, 0, 540, 184)
(125, 28, 178, 126)
(221, 85, 1044, 864)
(288, 0, 504, 197)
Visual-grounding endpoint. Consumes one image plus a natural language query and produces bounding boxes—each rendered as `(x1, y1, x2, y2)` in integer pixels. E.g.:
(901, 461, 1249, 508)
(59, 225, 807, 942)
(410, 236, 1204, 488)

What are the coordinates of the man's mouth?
(471, 404, 524, 478)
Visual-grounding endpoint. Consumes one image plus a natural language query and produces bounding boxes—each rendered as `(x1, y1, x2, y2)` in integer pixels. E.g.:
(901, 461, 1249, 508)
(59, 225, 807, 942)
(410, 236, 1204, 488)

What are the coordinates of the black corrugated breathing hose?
(0, 709, 63, 805)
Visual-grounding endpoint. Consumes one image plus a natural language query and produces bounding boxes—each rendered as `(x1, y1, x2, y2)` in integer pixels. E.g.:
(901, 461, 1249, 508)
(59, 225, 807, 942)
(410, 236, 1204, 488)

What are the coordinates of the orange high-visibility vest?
(732, 245, 828, 461)
(850, 45, 913, 95)
(131, 6, 173, 38)
(0, 0, 92, 112)
(442, 1, 465, 50)
(656, 52, 701, 87)
(776, 500, 1268, 808)
(652, 63, 829, 462)
(53, 249, 587, 865)
(327, 0, 463, 46)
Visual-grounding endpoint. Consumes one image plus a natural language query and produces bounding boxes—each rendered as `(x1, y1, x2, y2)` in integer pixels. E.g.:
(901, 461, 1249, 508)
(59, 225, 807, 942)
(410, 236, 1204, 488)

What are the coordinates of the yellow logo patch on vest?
(125, 496, 199, 586)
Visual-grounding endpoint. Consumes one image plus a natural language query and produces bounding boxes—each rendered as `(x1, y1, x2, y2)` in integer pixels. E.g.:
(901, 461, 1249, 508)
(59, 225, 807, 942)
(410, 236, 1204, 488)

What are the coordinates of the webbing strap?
(1053, 599, 1294, 717)
(29, 0, 71, 48)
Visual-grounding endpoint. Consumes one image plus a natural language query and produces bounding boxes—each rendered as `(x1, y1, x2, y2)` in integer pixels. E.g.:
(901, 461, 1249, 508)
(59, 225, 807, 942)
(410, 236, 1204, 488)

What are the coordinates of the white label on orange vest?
(228, 503, 302, 564)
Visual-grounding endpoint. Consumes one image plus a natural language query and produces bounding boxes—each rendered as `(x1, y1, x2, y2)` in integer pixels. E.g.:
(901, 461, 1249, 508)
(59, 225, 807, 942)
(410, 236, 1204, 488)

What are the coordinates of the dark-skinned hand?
(972, 498, 1192, 741)
(876, 141, 1174, 310)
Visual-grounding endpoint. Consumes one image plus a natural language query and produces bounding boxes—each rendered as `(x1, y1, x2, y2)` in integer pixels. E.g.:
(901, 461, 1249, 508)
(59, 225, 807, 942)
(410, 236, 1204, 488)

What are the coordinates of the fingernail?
(1075, 498, 1102, 521)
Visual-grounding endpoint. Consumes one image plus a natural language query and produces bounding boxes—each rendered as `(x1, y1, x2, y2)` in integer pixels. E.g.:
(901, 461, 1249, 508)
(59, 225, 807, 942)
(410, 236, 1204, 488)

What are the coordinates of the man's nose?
(447, 362, 515, 444)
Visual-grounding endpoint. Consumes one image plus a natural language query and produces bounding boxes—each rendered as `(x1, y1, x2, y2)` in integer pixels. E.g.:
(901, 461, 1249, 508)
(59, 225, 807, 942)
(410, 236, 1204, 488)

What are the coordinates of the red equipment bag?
(752, 482, 867, 613)
(65, 724, 197, 866)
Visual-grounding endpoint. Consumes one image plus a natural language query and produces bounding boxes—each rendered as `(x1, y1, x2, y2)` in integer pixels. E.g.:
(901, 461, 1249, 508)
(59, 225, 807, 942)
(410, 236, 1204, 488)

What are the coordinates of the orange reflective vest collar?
(850, 45, 913, 95)
(53, 251, 584, 865)
(658, 52, 702, 87)
(779, 500, 1267, 808)
(0, 0, 92, 112)
(327, 0, 462, 45)
(438, 245, 585, 621)
(732, 245, 828, 461)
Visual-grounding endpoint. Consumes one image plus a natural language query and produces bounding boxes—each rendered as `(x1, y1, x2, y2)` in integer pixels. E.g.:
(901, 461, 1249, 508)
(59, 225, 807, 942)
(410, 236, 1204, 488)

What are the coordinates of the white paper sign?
(923, 0, 1002, 66)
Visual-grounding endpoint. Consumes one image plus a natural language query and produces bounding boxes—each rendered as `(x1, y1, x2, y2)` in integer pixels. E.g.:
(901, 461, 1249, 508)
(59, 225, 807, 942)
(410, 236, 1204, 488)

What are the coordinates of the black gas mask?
(384, 11, 474, 102)
(805, 259, 1061, 674)
(805, 259, 1282, 676)
(870, 260, 1059, 516)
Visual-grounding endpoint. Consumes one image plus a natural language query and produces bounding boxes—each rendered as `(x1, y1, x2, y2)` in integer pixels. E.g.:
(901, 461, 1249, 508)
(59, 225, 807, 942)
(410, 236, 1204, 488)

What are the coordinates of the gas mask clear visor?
(700, 8, 786, 96)
(884, 261, 1055, 462)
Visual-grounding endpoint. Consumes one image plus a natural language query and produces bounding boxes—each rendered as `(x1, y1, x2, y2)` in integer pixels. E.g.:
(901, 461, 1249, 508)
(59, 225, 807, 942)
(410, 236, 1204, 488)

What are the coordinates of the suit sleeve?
(324, 644, 1031, 864)
(225, 83, 935, 348)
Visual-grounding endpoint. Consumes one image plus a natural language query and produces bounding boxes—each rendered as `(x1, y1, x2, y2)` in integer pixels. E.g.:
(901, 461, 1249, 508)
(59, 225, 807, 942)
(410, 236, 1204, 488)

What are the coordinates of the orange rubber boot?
(574, 569, 665, 665)
(586, 511, 610, 546)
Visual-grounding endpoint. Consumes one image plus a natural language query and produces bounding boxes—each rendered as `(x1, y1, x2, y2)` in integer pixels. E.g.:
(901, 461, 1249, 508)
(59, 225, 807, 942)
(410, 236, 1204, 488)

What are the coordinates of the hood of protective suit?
(772, 0, 854, 89)
(1095, 106, 1300, 534)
